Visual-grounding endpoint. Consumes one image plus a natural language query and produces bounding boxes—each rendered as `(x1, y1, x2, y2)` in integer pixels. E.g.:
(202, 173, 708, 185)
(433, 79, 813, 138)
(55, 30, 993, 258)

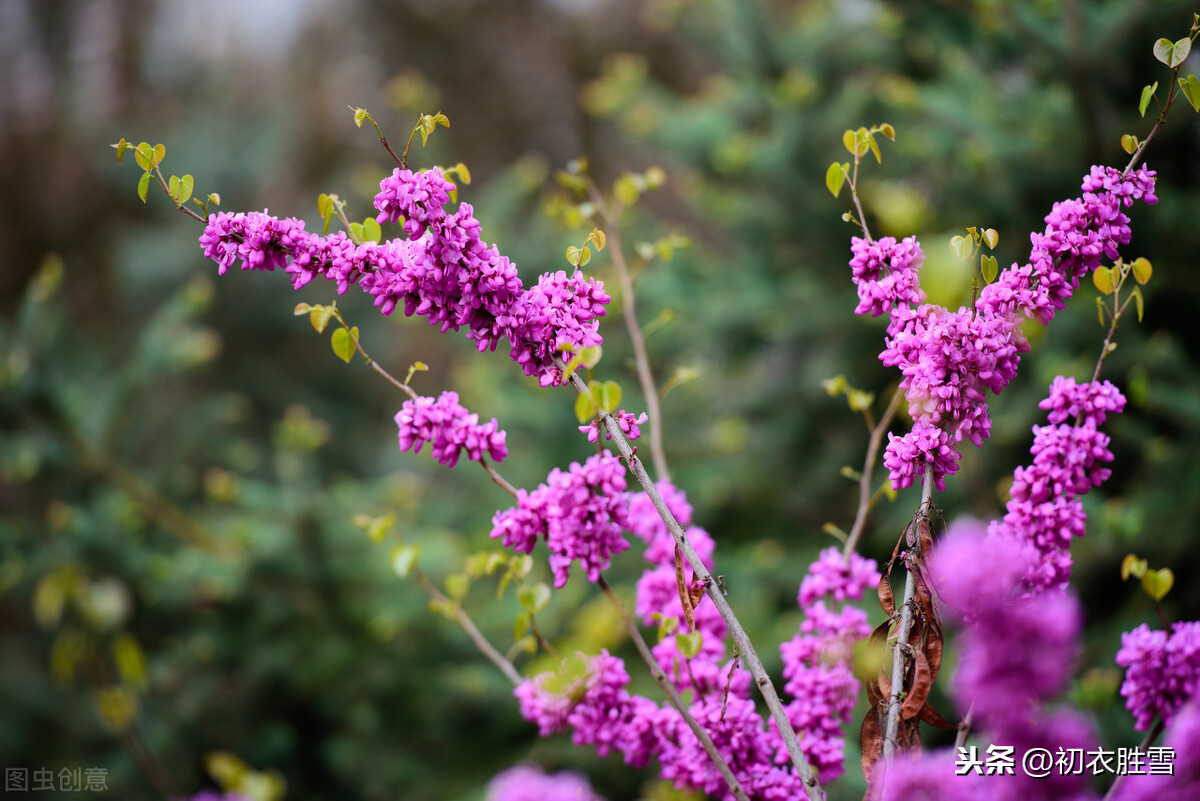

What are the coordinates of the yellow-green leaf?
(353, 107, 367, 128)
(1133, 285, 1144, 322)
(111, 138, 130, 163)
(842, 129, 857, 155)
(1180, 74, 1200, 113)
(1139, 82, 1158, 117)
(362, 217, 381, 243)
(575, 390, 598, 424)
(1092, 266, 1115, 295)
(177, 174, 194, 205)
(867, 133, 882, 164)
(1120, 134, 1139, 155)
(310, 305, 334, 333)
(1131, 257, 1152, 284)
(390, 544, 420, 578)
(982, 228, 999, 249)
(878, 122, 896, 141)
(137, 171, 151, 203)
(825, 162, 846, 198)
(981, 254, 998, 284)
(676, 631, 703, 659)
(1121, 554, 1148, 581)
(1142, 567, 1174, 601)
(112, 633, 148, 691)
(597, 380, 622, 413)
(517, 582, 551, 615)
(294, 303, 313, 315)
(445, 573, 469, 600)
(331, 327, 356, 363)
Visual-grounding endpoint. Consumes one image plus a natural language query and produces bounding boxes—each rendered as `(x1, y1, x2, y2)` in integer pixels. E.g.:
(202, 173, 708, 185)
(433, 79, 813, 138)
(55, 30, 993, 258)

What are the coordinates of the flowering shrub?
(102, 16, 1200, 801)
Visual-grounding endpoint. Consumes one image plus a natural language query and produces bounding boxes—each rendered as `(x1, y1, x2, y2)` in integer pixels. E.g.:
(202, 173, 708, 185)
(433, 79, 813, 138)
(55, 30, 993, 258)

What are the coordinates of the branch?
(568, 372, 825, 800)
(882, 460, 935, 759)
(596, 576, 749, 801)
(843, 387, 903, 559)
(413, 567, 523, 686)
(587, 184, 671, 483)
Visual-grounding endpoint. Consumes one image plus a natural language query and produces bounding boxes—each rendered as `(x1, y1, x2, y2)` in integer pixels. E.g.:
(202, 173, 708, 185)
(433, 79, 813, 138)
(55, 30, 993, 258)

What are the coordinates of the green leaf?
(207, 192, 220, 207)
(1133, 285, 1145, 322)
(350, 221, 363, 243)
(331, 327, 356, 363)
(842, 129, 857, 155)
(390, 544, 420, 578)
(589, 227, 606, 251)
(136, 171, 150, 203)
(310, 305, 335, 333)
(950, 235, 973, 261)
(878, 122, 896, 141)
(168, 175, 180, 202)
(153, 143, 165, 166)
(1092, 266, 1115, 295)
(453, 161, 471, 184)
(982, 228, 999, 250)
(1131, 257, 1153, 284)
(1142, 567, 1174, 601)
(1153, 37, 1191, 68)
(1120, 134, 1139, 155)
(1139, 82, 1158, 117)
(597, 380, 622, 413)
(981, 254, 998, 284)
(517, 582, 552, 615)
(365, 513, 395, 543)
(676, 631, 703, 659)
(576, 246, 591, 267)
(133, 142, 153, 171)
(361, 217, 381, 243)
(575, 390, 598, 424)
(294, 303, 313, 315)
(867, 133, 881, 164)
(353, 107, 367, 128)
(565, 246, 582, 267)
(825, 162, 846, 198)
(579, 346, 603, 368)
(111, 634, 147, 691)
(111, 138, 130, 163)
(1096, 296, 1107, 326)
(1180, 74, 1200, 113)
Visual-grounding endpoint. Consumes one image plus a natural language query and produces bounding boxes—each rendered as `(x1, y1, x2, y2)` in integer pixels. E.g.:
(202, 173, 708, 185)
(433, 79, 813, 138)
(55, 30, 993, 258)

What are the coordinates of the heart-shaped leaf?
(1142, 567, 1174, 601)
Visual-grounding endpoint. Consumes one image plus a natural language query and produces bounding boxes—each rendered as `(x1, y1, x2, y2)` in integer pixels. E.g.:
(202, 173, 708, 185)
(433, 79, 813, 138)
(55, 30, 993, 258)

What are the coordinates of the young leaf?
(444, 573, 469, 600)
(589, 228, 607, 251)
(517, 582, 552, 615)
(350, 221, 364, 243)
(981, 254, 998, 284)
(1154, 37, 1191, 68)
(878, 122, 896, 141)
(111, 138, 130, 163)
(362, 218, 381, 243)
(982, 228, 999, 249)
(453, 161, 471, 184)
(1133, 285, 1145, 322)
(1121, 554, 1148, 581)
(310, 305, 335, 333)
(1092, 266, 1115, 295)
(575, 391, 597, 424)
(168, 175, 180, 202)
(1139, 82, 1158, 117)
(1120, 134, 1139, 155)
(513, 612, 529, 642)
(331, 327, 355, 363)
(1131, 257, 1153, 284)
(153, 143, 166, 166)
(136, 171, 151, 203)
(1096, 296, 1107, 326)
(177, 174, 194, 205)
(1180, 74, 1200, 113)
(826, 162, 846, 198)
(565, 246, 582, 267)
(134, 142, 153, 171)
(842, 129, 857, 156)
(676, 631, 703, 659)
(867, 133, 882, 164)
(597, 380, 622, 413)
(1142, 567, 1174, 601)
(294, 303, 313, 315)
(390, 544, 420, 578)
(353, 107, 367, 128)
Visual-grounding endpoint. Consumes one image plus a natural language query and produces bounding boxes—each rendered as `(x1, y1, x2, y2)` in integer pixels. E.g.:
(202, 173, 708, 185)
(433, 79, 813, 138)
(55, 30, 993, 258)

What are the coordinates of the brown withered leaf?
(918, 699, 956, 730)
(923, 621, 944, 681)
(899, 716, 922, 752)
(674, 545, 695, 632)
(878, 573, 896, 617)
(860, 707, 883, 782)
(900, 648, 931, 720)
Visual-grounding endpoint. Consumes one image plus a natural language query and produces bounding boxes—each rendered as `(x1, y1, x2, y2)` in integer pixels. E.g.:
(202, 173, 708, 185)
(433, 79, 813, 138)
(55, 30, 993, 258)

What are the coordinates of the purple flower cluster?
(485, 764, 605, 801)
(394, 390, 507, 468)
(987, 377, 1125, 593)
(778, 548, 878, 779)
(199, 167, 611, 386)
(849, 165, 1155, 492)
(579, 409, 649, 443)
(490, 453, 631, 588)
(1116, 621, 1200, 731)
(848, 235, 926, 317)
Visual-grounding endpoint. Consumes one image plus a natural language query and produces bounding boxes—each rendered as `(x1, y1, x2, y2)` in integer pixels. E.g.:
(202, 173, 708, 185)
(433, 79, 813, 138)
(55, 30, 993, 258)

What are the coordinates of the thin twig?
(596, 576, 749, 801)
(882, 460, 935, 759)
(843, 387, 904, 559)
(954, 703, 974, 750)
(570, 372, 824, 801)
(1103, 718, 1165, 801)
(480, 456, 519, 500)
(587, 184, 670, 483)
(413, 567, 522, 686)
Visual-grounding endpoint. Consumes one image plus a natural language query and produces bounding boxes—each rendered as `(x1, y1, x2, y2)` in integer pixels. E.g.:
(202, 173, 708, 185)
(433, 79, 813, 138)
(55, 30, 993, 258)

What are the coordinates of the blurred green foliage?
(3, 1, 1200, 800)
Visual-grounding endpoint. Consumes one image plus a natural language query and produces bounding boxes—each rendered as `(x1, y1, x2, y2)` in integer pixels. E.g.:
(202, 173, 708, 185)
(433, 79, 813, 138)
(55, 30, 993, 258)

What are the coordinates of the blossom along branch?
(571, 371, 825, 800)
(595, 575, 750, 801)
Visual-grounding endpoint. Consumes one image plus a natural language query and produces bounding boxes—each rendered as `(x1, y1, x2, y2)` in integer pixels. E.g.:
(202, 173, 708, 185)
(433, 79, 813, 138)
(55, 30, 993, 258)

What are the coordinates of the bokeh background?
(3, 0, 1200, 799)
